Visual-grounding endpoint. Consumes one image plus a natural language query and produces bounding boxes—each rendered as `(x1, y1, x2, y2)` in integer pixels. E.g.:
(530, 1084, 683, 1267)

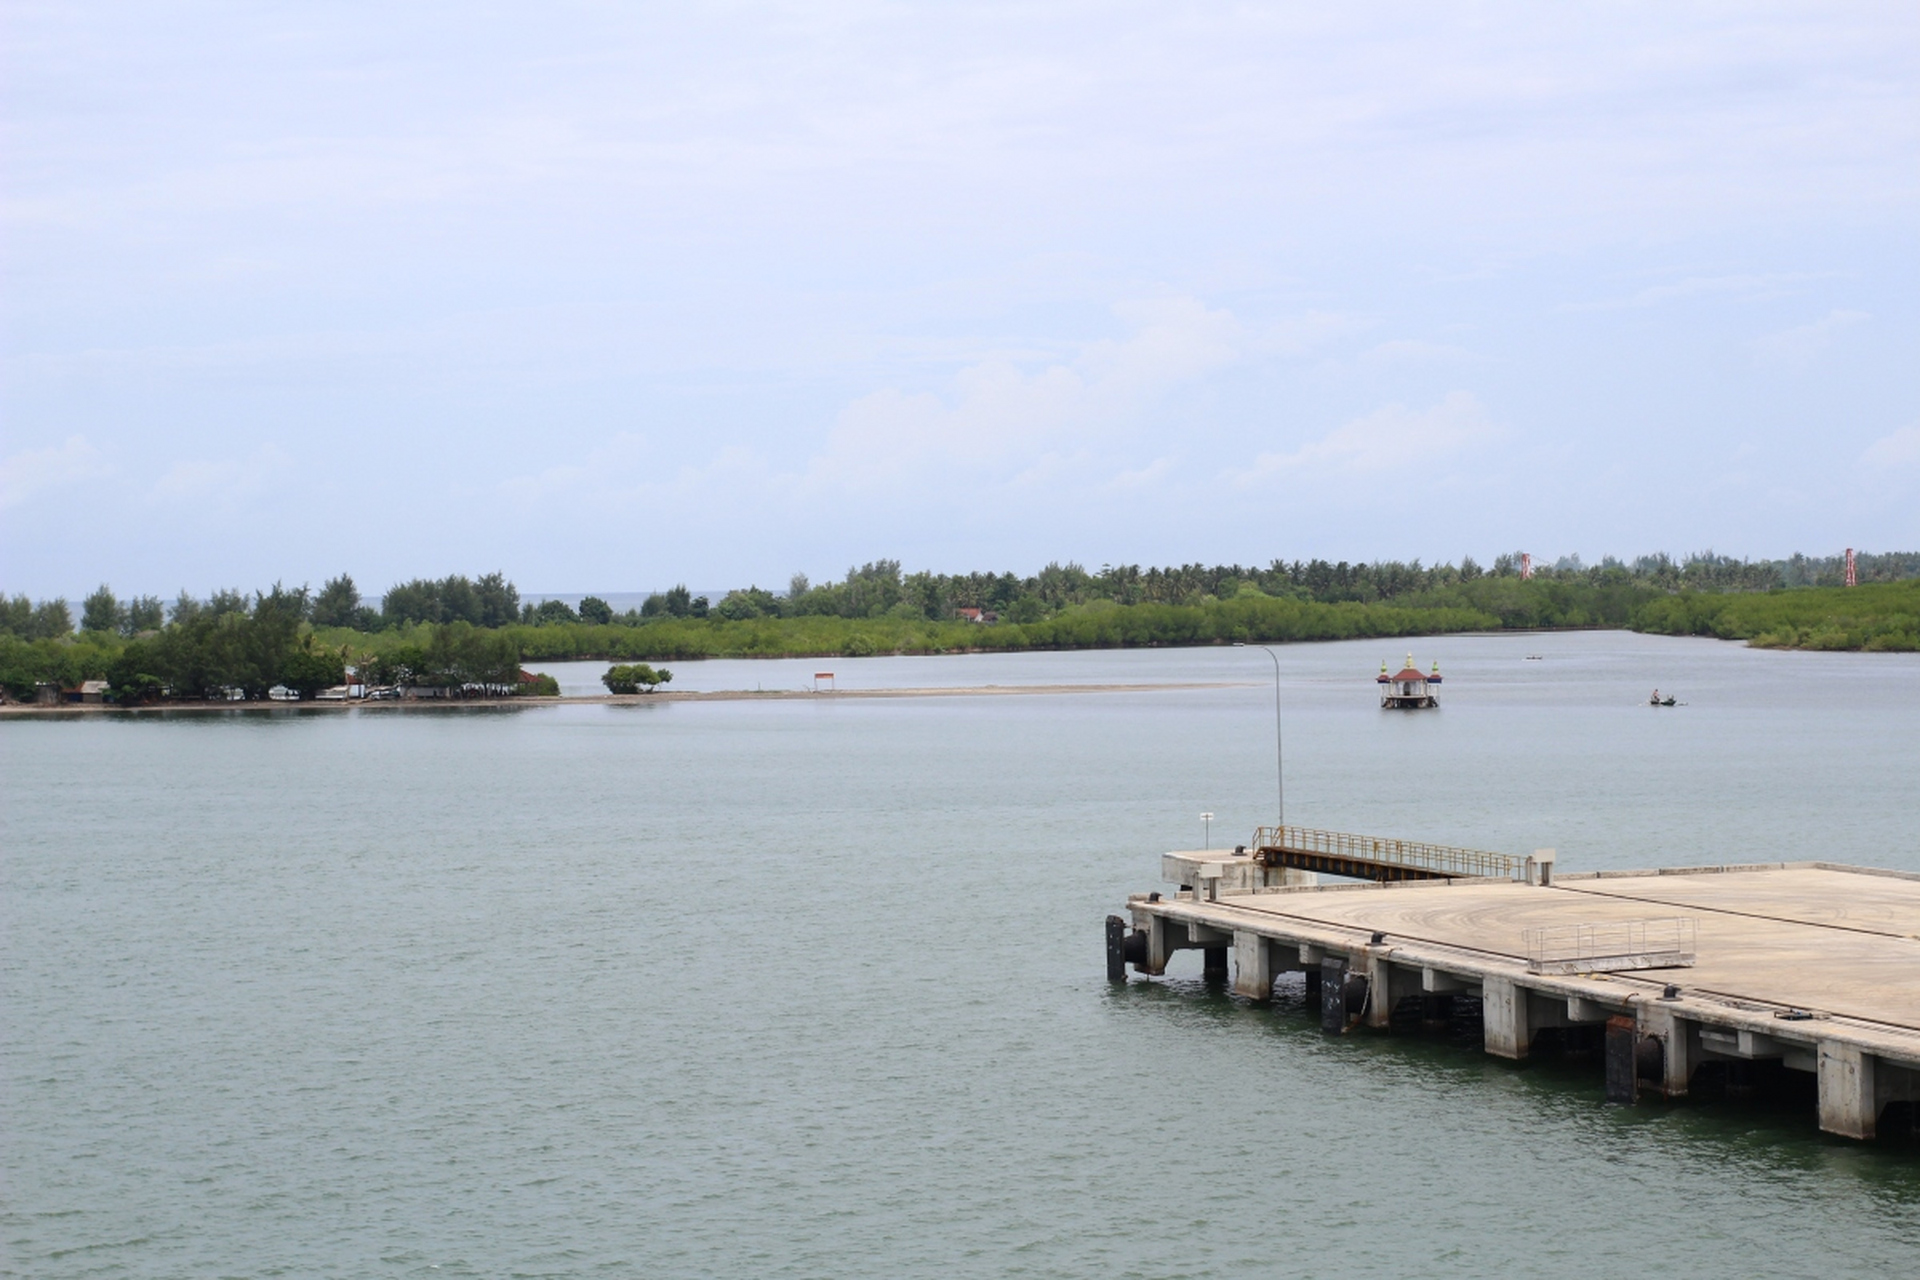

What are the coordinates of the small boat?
(1649, 692, 1677, 707)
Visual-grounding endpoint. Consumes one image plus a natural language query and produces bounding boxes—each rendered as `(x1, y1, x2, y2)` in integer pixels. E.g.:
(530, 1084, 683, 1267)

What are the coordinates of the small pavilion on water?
(1377, 654, 1442, 709)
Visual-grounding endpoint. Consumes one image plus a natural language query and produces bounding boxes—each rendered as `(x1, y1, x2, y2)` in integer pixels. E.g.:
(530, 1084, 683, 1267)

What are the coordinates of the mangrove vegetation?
(5, 550, 1917, 704)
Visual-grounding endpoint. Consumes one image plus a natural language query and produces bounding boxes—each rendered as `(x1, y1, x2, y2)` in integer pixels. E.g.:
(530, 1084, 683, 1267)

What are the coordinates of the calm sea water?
(5, 631, 1919, 1279)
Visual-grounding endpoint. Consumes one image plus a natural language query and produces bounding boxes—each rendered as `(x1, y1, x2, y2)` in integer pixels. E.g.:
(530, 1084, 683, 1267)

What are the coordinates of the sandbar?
(0, 681, 1254, 716)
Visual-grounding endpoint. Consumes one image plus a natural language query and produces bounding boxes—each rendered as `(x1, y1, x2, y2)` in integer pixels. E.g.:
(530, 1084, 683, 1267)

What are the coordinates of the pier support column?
(1482, 977, 1532, 1060)
(1363, 951, 1393, 1029)
(1232, 930, 1275, 1001)
(1145, 915, 1178, 975)
(1638, 1005, 1693, 1097)
(1818, 1042, 1877, 1140)
(1203, 945, 1229, 982)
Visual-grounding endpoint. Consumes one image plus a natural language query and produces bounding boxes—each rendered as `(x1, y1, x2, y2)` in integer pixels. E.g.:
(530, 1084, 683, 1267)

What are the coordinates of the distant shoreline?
(0, 681, 1253, 717)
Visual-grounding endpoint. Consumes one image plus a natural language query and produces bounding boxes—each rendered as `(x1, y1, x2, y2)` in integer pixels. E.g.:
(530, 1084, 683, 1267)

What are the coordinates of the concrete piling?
(1818, 1042, 1876, 1140)
(1232, 930, 1275, 1001)
(1638, 1004, 1693, 1098)
(1118, 857, 1920, 1141)
(1480, 976, 1530, 1060)
(1203, 946, 1229, 982)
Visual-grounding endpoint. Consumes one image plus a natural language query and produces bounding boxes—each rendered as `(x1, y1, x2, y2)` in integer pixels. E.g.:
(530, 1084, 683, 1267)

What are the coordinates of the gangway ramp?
(1248, 825, 1528, 883)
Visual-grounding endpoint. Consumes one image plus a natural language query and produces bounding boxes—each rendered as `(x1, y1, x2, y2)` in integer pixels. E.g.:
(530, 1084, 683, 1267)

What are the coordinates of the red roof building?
(1377, 653, 1442, 709)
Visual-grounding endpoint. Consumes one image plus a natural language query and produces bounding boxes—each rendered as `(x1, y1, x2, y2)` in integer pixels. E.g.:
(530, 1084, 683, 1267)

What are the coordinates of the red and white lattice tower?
(1845, 548, 1857, 587)
(1521, 552, 1532, 580)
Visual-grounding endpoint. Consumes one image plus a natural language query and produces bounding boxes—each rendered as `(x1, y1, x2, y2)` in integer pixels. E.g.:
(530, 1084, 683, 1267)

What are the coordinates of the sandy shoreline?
(0, 681, 1254, 716)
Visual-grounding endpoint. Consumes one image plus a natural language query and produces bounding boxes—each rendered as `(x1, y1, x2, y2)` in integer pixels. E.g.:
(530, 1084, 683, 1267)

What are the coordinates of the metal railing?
(1524, 918, 1697, 975)
(1250, 825, 1524, 881)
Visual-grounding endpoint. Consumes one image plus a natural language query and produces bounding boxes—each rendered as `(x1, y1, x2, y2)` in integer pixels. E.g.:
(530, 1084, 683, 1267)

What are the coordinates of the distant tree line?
(5, 548, 1916, 701)
(1633, 579, 1920, 651)
(105, 585, 345, 704)
(0, 585, 349, 703)
(693, 550, 1920, 625)
(0, 582, 531, 703)
(356, 624, 521, 694)
(314, 572, 522, 630)
(0, 596, 74, 639)
(13, 550, 1911, 642)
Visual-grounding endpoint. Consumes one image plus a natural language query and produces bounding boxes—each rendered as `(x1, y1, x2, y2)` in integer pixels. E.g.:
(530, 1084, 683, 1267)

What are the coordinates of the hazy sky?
(4, 2, 1916, 598)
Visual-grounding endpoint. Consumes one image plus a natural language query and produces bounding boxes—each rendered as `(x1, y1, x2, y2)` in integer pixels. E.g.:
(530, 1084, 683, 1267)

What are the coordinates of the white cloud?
(497, 433, 653, 505)
(1107, 456, 1175, 491)
(151, 446, 289, 504)
(493, 433, 769, 511)
(498, 462, 591, 505)
(1862, 424, 1920, 469)
(1567, 273, 1830, 312)
(479, 297, 1260, 522)
(1260, 311, 1370, 356)
(0, 435, 106, 510)
(799, 297, 1242, 491)
(1230, 391, 1498, 486)
(1752, 310, 1869, 371)
(1355, 339, 1473, 367)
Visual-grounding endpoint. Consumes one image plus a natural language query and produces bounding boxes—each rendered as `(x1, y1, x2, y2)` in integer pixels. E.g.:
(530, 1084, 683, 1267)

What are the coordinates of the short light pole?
(1234, 642, 1284, 829)
(1201, 811, 1213, 849)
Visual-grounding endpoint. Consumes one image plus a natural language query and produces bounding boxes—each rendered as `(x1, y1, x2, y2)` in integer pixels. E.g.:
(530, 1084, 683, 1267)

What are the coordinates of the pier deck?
(1116, 860, 1920, 1140)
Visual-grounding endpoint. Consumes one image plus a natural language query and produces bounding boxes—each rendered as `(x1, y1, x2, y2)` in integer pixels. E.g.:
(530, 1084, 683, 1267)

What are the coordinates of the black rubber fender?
(1343, 974, 1370, 1019)
(1635, 1033, 1665, 1084)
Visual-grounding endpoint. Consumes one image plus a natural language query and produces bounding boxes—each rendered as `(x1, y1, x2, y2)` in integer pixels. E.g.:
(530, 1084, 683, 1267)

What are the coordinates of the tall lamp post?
(1234, 642, 1283, 829)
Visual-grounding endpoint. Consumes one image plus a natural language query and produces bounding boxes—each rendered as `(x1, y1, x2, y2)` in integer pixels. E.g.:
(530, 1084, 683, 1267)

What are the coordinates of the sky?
(3, 2, 1916, 600)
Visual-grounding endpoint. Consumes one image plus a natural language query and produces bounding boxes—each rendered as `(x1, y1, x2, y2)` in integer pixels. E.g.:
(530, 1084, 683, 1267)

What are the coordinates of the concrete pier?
(1118, 852, 1920, 1141)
